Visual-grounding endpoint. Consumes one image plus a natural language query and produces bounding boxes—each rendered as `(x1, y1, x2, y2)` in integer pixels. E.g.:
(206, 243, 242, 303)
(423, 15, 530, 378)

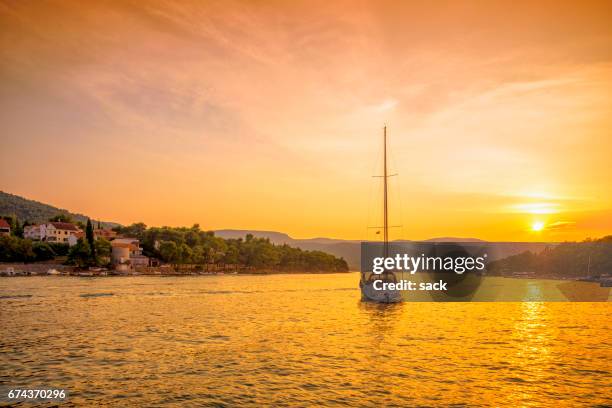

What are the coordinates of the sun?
(531, 221, 545, 232)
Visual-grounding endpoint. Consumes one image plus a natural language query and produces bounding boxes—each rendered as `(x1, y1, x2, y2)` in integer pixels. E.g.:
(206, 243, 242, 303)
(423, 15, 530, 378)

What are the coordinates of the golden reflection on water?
(509, 302, 552, 407)
(0, 274, 610, 407)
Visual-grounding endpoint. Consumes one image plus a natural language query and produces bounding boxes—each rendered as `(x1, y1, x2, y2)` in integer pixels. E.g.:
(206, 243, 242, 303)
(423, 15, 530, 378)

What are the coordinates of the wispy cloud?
(1, 1, 611, 239)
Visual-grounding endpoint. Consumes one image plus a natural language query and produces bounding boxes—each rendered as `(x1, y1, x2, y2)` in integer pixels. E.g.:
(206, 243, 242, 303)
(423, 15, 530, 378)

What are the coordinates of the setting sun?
(531, 221, 545, 232)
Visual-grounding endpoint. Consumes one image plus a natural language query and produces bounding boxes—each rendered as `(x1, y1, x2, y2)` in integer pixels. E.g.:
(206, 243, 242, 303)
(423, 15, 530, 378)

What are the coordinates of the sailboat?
(360, 126, 403, 303)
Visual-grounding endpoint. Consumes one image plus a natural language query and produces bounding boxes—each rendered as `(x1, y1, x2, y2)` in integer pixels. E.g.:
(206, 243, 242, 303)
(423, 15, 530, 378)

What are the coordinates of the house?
(0, 219, 10, 235)
(24, 224, 43, 240)
(95, 229, 117, 240)
(67, 231, 85, 247)
(66, 229, 116, 246)
(42, 222, 80, 243)
(111, 238, 149, 268)
(24, 222, 81, 243)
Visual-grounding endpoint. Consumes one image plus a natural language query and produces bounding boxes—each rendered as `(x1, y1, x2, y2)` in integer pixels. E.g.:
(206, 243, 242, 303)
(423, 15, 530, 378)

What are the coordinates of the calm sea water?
(1, 274, 610, 407)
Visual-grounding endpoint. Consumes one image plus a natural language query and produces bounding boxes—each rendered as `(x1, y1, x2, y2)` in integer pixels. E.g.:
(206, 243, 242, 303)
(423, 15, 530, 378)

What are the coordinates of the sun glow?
(512, 202, 560, 214)
(531, 221, 545, 232)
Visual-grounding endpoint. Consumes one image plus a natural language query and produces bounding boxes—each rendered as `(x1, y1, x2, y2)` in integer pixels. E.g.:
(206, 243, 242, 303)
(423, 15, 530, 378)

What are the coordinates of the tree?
(178, 243, 193, 265)
(10, 216, 24, 238)
(91, 223, 350, 273)
(223, 243, 239, 265)
(67, 238, 91, 268)
(17, 239, 35, 262)
(191, 245, 207, 267)
(0, 235, 35, 262)
(49, 214, 74, 223)
(86, 218, 96, 261)
(185, 230, 200, 247)
(114, 222, 147, 238)
(0, 235, 16, 262)
(0, 235, 17, 261)
(48, 243, 70, 256)
(95, 238, 112, 259)
(33, 242, 55, 261)
(159, 240, 179, 266)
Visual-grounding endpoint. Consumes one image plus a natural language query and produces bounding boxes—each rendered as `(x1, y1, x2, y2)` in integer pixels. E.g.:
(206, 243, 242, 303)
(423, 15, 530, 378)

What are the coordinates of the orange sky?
(1, 1, 611, 241)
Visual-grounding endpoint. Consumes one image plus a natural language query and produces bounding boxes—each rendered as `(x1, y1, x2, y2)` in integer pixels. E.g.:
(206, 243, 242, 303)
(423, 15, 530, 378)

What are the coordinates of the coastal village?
(1, 219, 157, 276)
(0, 210, 351, 277)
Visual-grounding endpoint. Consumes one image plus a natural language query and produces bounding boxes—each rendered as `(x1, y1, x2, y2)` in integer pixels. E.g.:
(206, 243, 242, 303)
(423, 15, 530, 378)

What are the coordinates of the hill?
(0, 192, 559, 269)
(0, 191, 119, 228)
(214, 229, 294, 244)
(215, 229, 557, 269)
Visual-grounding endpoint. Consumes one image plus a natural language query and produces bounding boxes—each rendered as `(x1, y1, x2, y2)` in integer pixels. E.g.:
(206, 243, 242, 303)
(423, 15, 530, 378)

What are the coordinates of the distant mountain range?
(0, 191, 119, 228)
(214, 229, 555, 269)
(0, 192, 556, 268)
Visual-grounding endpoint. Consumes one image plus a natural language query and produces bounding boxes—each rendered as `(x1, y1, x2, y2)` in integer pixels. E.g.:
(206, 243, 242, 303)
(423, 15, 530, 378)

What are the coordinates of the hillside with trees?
(487, 236, 612, 278)
(114, 223, 350, 273)
(0, 191, 118, 228)
(0, 218, 349, 273)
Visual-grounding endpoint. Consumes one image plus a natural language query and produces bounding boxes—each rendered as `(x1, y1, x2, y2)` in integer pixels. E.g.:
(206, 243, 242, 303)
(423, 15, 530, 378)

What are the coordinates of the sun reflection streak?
(505, 302, 555, 405)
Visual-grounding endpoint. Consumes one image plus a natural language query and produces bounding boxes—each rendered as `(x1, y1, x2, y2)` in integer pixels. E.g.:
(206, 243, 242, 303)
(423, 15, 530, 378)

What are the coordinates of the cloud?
(1, 1, 611, 239)
(546, 221, 576, 230)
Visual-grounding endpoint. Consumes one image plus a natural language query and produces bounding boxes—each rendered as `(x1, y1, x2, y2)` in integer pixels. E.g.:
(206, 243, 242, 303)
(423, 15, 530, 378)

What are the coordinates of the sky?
(1, 0, 611, 241)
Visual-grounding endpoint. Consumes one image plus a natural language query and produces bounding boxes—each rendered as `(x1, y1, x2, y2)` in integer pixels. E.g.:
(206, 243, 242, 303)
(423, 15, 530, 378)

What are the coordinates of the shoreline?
(0, 263, 352, 277)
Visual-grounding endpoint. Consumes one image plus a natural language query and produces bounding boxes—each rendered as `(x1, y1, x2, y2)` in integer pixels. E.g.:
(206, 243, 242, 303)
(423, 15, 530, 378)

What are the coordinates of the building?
(24, 224, 43, 240)
(42, 222, 80, 243)
(111, 238, 149, 268)
(67, 231, 85, 247)
(0, 219, 10, 235)
(24, 222, 81, 243)
(94, 229, 117, 240)
(66, 229, 116, 246)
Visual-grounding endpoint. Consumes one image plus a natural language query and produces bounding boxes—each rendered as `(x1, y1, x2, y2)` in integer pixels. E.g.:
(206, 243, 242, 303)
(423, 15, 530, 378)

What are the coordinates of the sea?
(1, 274, 610, 407)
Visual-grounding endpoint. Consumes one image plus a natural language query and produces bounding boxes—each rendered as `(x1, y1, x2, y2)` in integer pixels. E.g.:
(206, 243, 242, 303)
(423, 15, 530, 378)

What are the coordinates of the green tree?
(178, 243, 193, 265)
(114, 222, 147, 239)
(84, 223, 350, 273)
(185, 230, 200, 247)
(0, 235, 35, 262)
(17, 238, 35, 262)
(33, 242, 55, 261)
(49, 214, 74, 223)
(159, 240, 179, 266)
(223, 244, 239, 265)
(67, 238, 91, 268)
(95, 238, 112, 259)
(1, 215, 22, 237)
(192, 245, 207, 266)
(85, 218, 96, 261)
(0, 235, 17, 261)
(13, 216, 24, 238)
(49, 243, 70, 256)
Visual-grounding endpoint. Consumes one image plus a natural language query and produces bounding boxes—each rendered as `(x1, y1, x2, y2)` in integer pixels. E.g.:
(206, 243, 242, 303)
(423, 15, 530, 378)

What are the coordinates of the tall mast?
(383, 125, 389, 258)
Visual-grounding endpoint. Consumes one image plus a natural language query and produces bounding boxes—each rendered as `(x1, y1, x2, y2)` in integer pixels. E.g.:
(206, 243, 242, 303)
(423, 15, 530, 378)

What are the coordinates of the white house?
(24, 224, 43, 240)
(24, 222, 81, 243)
(43, 222, 80, 243)
(67, 231, 85, 247)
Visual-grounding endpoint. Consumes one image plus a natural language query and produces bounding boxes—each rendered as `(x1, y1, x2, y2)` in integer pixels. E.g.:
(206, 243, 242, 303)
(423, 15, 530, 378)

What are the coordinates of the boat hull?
(360, 280, 403, 303)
